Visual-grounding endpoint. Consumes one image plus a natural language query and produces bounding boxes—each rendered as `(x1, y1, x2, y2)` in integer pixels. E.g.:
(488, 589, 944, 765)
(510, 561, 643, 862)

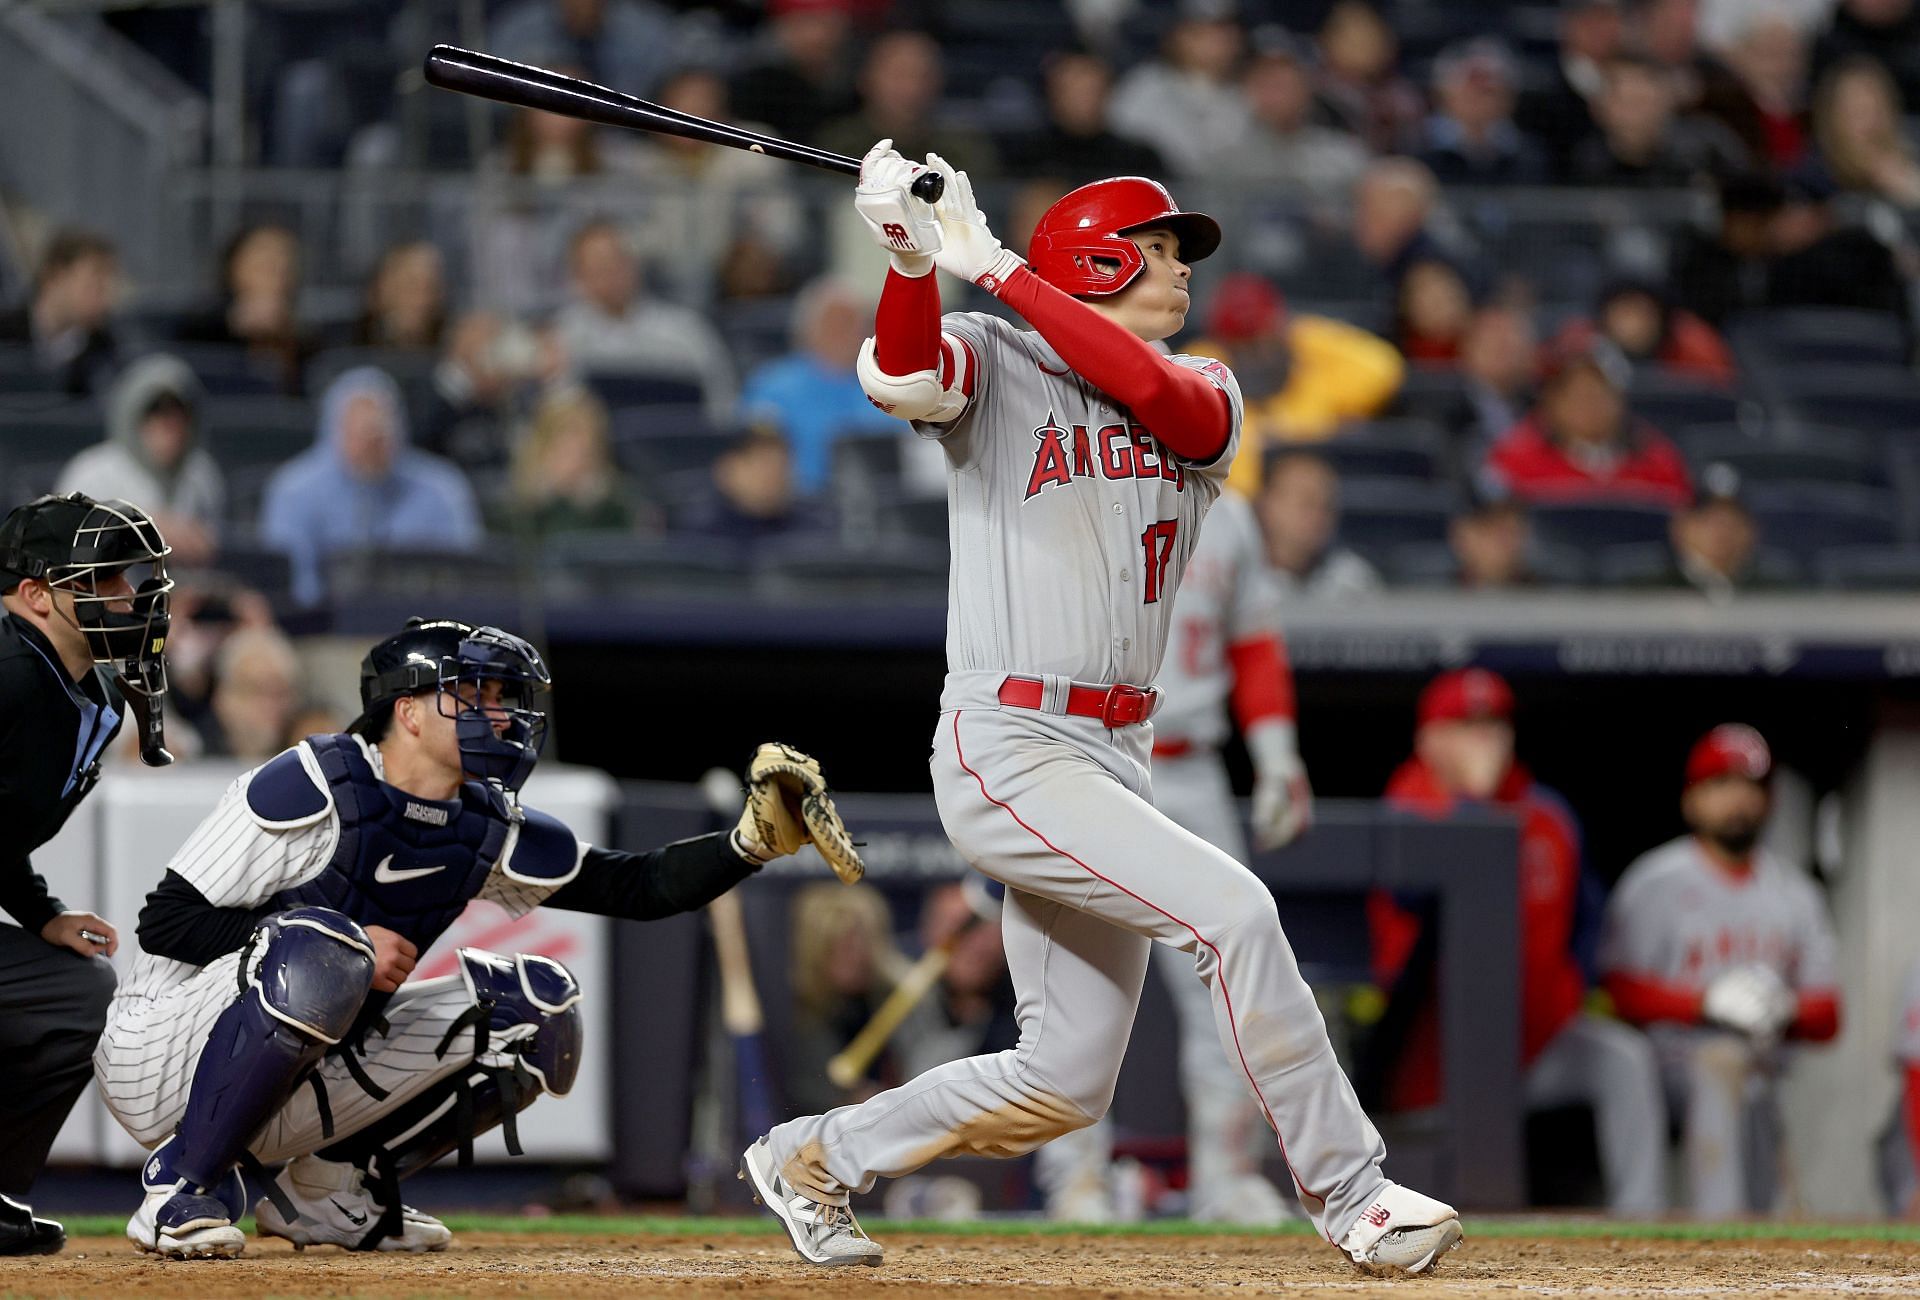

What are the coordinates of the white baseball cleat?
(253, 1155, 452, 1253)
(739, 1138, 883, 1267)
(127, 1188, 247, 1260)
(1338, 1182, 1463, 1274)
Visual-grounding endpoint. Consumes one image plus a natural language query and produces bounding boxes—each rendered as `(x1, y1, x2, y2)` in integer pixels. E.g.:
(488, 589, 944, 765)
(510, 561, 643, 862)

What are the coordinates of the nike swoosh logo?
(331, 1199, 368, 1227)
(373, 855, 447, 884)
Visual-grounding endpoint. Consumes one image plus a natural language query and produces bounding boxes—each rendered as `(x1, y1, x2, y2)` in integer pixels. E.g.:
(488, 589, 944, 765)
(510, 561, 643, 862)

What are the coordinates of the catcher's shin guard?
(316, 948, 581, 1247)
(171, 908, 376, 1200)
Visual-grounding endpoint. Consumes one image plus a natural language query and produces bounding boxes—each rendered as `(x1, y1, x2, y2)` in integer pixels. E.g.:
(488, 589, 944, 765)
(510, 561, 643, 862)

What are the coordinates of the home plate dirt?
(9, 1229, 1920, 1299)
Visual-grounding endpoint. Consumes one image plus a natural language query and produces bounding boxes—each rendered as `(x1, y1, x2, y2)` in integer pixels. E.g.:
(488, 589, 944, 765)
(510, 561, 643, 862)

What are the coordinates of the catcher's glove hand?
(734, 742, 865, 884)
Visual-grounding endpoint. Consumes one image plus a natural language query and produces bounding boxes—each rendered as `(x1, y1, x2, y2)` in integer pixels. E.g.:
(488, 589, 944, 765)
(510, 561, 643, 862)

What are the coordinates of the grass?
(54, 1214, 1920, 1243)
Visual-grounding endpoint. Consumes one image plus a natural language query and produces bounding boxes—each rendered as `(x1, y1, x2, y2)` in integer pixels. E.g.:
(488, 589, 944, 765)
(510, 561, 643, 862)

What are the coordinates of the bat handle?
(911, 170, 946, 204)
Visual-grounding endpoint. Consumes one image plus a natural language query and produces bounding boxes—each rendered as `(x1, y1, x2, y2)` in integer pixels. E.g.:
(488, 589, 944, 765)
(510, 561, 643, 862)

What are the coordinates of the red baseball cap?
(1417, 668, 1515, 727)
(1685, 724, 1771, 789)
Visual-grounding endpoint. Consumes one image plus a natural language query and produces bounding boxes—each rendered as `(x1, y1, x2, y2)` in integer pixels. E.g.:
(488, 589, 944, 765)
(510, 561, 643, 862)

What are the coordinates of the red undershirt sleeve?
(991, 266, 1231, 461)
(873, 266, 941, 375)
(1905, 1063, 1920, 1180)
(1605, 970, 1705, 1027)
(1227, 634, 1296, 732)
(1788, 989, 1841, 1042)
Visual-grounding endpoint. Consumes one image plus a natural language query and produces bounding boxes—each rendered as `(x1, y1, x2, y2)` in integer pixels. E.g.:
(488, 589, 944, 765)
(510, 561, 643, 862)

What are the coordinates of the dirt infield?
(9, 1225, 1920, 1300)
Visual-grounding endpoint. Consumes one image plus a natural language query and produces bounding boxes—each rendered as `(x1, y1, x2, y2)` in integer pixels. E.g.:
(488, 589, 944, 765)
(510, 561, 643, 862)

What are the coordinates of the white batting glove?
(1247, 719, 1312, 851)
(924, 152, 1025, 291)
(1702, 965, 1795, 1041)
(855, 139, 942, 276)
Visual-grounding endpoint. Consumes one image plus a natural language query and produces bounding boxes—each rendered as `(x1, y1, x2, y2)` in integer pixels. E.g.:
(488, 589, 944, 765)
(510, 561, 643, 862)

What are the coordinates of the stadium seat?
(1772, 365, 1920, 437)
(1391, 365, 1469, 427)
(1626, 372, 1747, 435)
(1320, 420, 1449, 481)
(1673, 424, 1894, 488)
(543, 532, 753, 596)
(1388, 539, 1590, 587)
(1814, 545, 1920, 591)
(305, 347, 438, 415)
(755, 538, 948, 600)
(878, 494, 951, 547)
(200, 396, 316, 469)
(1337, 480, 1458, 559)
(1530, 501, 1675, 550)
(1592, 542, 1802, 587)
(163, 343, 286, 396)
(1728, 308, 1911, 369)
(582, 370, 706, 412)
(0, 346, 61, 395)
(1746, 483, 1905, 557)
(324, 544, 524, 601)
(192, 537, 294, 598)
(610, 424, 728, 480)
(0, 403, 104, 468)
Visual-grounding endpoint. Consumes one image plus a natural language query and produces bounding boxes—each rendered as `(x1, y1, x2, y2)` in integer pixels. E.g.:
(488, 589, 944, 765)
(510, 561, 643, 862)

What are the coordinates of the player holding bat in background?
(737, 145, 1461, 1275)
(96, 616, 862, 1258)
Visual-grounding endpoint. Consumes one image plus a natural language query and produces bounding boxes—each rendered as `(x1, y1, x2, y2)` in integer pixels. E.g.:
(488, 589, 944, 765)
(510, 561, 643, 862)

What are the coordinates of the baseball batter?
(1600, 724, 1842, 1218)
(95, 618, 861, 1258)
(739, 145, 1461, 1275)
(1035, 489, 1311, 1224)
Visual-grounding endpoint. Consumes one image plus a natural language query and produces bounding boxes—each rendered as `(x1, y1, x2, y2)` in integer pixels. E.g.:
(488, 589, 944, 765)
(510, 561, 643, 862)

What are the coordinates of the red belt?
(998, 675, 1158, 728)
(1152, 739, 1195, 758)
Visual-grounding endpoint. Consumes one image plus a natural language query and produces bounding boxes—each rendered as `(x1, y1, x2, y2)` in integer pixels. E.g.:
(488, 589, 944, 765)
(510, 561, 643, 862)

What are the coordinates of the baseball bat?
(826, 941, 951, 1090)
(700, 768, 777, 1144)
(423, 46, 945, 203)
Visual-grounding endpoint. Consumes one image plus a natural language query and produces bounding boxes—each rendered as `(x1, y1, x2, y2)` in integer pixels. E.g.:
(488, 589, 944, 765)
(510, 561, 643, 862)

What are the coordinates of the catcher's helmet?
(0, 491, 172, 672)
(1027, 177, 1221, 298)
(349, 616, 551, 792)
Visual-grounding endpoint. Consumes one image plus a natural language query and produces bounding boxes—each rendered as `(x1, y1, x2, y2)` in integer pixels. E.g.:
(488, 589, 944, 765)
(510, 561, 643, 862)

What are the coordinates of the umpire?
(0, 492, 173, 1254)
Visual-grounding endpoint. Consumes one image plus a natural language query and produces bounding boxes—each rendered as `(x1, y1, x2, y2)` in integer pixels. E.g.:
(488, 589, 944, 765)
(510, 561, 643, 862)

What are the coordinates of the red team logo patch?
(1023, 413, 1188, 500)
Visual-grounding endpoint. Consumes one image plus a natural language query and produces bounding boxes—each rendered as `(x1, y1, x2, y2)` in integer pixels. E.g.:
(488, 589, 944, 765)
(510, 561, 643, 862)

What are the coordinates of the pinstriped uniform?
(94, 741, 572, 1158)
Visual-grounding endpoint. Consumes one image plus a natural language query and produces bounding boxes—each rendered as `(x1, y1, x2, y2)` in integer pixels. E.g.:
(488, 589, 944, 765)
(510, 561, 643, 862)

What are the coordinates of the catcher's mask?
(349, 616, 552, 792)
(0, 491, 173, 684)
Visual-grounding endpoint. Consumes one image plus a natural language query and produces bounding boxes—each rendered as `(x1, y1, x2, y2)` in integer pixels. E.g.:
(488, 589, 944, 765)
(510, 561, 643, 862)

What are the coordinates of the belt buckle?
(1101, 684, 1148, 727)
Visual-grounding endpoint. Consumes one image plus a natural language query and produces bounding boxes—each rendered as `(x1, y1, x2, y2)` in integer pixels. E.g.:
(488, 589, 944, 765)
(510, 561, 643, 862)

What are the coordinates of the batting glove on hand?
(1702, 964, 1795, 1041)
(925, 152, 1025, 291)
(1247, 720, 1312, 850)
(735, 742, 865, 884)
(855, 139, 942, 276)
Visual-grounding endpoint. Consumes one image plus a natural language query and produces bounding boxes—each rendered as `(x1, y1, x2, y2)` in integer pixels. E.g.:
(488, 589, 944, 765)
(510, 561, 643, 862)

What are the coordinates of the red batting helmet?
(1027, 177, 1222, 298)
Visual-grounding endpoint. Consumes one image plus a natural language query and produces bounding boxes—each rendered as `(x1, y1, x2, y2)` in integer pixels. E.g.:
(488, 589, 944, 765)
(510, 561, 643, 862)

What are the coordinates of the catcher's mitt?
(735, 742, 864, 884)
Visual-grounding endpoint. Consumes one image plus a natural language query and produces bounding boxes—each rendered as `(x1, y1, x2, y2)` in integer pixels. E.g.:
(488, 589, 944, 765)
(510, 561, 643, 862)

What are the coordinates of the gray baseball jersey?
(1599, 836, 1840, 992)
(1899, 957, 1920, 1065)
(1151, 490, 1283, 748)
(770, 308, 1401, 1249)
(914, 312, 1241, 688)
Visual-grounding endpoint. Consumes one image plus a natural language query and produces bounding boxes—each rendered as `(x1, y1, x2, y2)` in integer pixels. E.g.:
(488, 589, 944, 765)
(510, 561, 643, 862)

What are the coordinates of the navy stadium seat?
(1673, 424, 1893, 487)
(1320, 420, 1449, 481)
(1746, 484, 1904, 557)
(1814, 545, 1920, 590)
(1530, 501, 1675, 550)
(1337, 480, 1457, 558)
(200, 396, 316, 469)
(1728, 308, 1910, 368)
(583, 370, 706, 411)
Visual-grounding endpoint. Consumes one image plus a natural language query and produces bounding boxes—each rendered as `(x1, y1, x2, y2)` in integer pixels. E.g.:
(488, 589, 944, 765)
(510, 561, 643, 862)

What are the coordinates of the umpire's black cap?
(0, 493, 104, 593)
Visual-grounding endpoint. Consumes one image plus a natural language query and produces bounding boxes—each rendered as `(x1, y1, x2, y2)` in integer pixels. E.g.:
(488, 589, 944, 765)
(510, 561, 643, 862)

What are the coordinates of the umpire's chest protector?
(256, 733, 549, 954)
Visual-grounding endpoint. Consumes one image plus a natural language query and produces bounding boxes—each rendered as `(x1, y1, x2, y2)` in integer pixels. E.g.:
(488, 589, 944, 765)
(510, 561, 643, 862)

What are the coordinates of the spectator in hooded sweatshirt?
(56, 354, 224, 566)
(259, 366, 482, 604)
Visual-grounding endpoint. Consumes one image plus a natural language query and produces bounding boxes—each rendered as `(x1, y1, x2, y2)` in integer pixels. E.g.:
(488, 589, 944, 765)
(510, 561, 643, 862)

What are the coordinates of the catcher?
(94, 616, 861, 1258)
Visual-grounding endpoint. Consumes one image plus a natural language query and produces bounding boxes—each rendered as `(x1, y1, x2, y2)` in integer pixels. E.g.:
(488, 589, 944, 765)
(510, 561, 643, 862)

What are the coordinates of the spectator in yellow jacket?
(1189, 272, 1406, 495)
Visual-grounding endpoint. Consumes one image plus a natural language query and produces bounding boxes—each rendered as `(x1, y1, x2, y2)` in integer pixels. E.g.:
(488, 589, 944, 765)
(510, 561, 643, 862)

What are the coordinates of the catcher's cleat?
(127, 1136, 248, 1259)
(253, 1155, 451, 1253)
(1338, 1182, 1463, 1275)
(739, 1138, 883, 1267)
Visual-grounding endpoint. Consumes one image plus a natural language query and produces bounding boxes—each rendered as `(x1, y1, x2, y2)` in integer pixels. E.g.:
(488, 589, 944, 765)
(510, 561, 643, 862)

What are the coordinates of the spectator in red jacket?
(1552, 280, 1737, 387)
(1370, 668, 1666, 1214)
(1484, 339, 1693, 508)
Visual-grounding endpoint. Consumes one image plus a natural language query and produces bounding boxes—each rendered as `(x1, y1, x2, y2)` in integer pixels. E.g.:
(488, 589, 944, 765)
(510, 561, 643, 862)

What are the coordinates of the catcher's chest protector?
(277, 733, 510, 954)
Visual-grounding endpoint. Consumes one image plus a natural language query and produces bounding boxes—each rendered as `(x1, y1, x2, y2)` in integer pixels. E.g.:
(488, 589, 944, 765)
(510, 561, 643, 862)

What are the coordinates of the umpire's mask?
(0, 492, 173, 680)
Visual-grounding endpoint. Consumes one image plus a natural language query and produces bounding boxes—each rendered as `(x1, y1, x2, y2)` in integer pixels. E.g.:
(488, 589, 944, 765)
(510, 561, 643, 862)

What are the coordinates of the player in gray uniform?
(1600, 725, 1843, 1218)
(1035, 490, 1311, 1224)
(738, 147, 1461, 1275)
